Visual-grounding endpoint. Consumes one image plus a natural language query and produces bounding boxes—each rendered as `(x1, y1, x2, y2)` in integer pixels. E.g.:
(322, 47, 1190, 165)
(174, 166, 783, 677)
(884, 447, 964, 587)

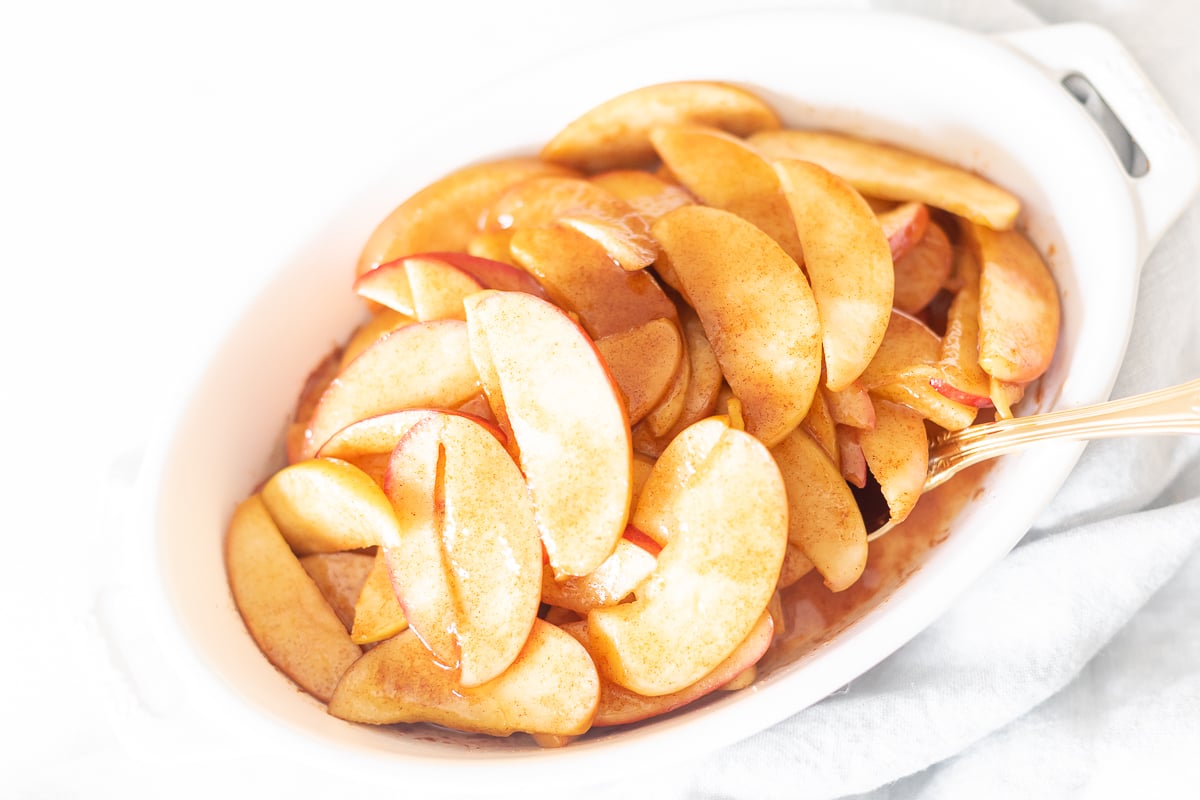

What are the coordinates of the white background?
(3, 0, 1197, 797)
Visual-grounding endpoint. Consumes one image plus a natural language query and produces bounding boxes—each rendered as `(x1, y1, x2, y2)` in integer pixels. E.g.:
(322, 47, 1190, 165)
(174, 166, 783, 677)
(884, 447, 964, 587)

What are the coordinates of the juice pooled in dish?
(223, 80, 1060, 744)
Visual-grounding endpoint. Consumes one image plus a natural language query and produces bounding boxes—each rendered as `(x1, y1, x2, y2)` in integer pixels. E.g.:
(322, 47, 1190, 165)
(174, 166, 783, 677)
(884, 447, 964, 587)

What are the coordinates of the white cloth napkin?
(8, 1, 1196, 798)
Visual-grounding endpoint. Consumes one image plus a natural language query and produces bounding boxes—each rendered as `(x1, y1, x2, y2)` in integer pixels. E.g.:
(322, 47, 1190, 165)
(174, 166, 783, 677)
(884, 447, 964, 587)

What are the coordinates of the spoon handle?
(924, 378, 1200, 491)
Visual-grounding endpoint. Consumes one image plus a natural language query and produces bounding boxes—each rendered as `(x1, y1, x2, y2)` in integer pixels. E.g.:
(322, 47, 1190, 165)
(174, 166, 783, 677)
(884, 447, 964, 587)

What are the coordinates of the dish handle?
(998, 22, 1199, 254)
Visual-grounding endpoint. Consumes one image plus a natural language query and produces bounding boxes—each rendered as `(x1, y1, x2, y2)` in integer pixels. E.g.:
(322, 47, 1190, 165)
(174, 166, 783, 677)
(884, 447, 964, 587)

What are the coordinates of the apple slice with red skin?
(649, 125, 804, 263)
(509, 226, 677, 340)
(382, 411, 542, 687)
(356, 158, 576, 278)
(878, 201, 930, 262)
(406, 251, 548, 297)
(859, 399, 929, 525)
(775, 158, 894, 392)
(299, 552, 374, 633)
(328, 619, 599, 737)
(350, 550, 409, 645)
(893, 221, 953, 315)
(465, 290, 632, 579)
(860, 310, 978, 431)
(962, 221, 1060, 384)
(932, 246, 993, 407)
(771, 427, 868, 592)
(226, 495, 362, 703)
(301, 320, 480, 459)
(560, 611, 774, 726)
(354, 256, 483, 320)
(484, 176, 658, 270)
(316, 408, 504, 486)
(652, 205, 822, 447)
(541, 81, 781, 172)
(260, 457, 402, 555)
(589, 418, 787, 696)
(749, 128, 1021, 230)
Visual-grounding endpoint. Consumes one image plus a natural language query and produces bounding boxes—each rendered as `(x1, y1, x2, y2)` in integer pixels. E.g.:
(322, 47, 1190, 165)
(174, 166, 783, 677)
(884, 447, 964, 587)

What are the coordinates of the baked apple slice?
(383, 411, 542, 687)
(771, 427, 867, 592)
(483, 176, 658, 270)
(226, 495, 362, 702)
(541, 81, 781, 172)
(649, 124, 804, 263)
(301, 320, 479, 459)
(589, 169, 694, 222)
(652, 205, 822, 447)
(328, 619, 599, 737)
(299, 552, 374, 633)
(588, 417, 787, 695)
(508, 226, 675, 340)
(962, 221, 1060, 384)
(356, 158, 575, 277)
(260, 457, 401, 555)
(858, 399, 929, 525)
(775, 158, 894, 392)
(594, 317, 684, 425)
(465, 290, 632, 579)
(749, 129, 1021, 230)
(350, 550, 408, 645)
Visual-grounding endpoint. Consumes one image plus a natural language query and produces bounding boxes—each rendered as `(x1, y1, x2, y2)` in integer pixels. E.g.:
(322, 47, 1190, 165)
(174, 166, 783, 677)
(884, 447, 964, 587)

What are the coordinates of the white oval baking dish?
(110, 9, 1197, 794)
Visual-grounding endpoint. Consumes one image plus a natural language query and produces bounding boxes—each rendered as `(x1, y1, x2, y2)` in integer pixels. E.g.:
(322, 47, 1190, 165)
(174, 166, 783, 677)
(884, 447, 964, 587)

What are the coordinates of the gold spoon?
(867, 377, 1200, 541)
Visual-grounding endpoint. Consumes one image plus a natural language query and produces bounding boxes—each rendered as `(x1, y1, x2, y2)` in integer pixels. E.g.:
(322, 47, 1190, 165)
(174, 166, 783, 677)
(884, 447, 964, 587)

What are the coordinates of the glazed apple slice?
(778, 543, 816, 589)
(328, 619, 599, 737)
(540, 531, 659, 614)
(837, 425, 868, 488)
(299, 552, 375, 633)
(350, 550, 408, 645)
(991, 377, 1026, 420)
(588, 418, 787, 695)
(356, 158, 576, 277)
(652, 205, 822, 446)
(562, 611, 773, 726)
(649, 125, 804, 263)
(933, 246, 993, 406)
(800, 387, 839, 468)
(354, 256, 483, 321)
(634, 343, 690, 450)
(260, 458, 402, 555)
(821, 382, 876, 430)
(589, 169, 694, 222)
(383, 412, 542, 686)
(893, 221, 953, 315)
(508, 226, 676, 340)
(858, 400, 929, 525)
(860, 310, 978, 431)
(771, 427, 868, 592)
(301, 320, 480, 459)
(541, 81, 781, 172)
(465, 290, 632, 579)
(226, 495, 362, 702)
(749, 129, 1021, 230)
(484, 176, 658, 270)
(775, 158, 894, 392)
(467, 230, 518, 265)
(962, 221, 1061, 384)
(339, 309, 415, 370)
(594, 317, 684, 424)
